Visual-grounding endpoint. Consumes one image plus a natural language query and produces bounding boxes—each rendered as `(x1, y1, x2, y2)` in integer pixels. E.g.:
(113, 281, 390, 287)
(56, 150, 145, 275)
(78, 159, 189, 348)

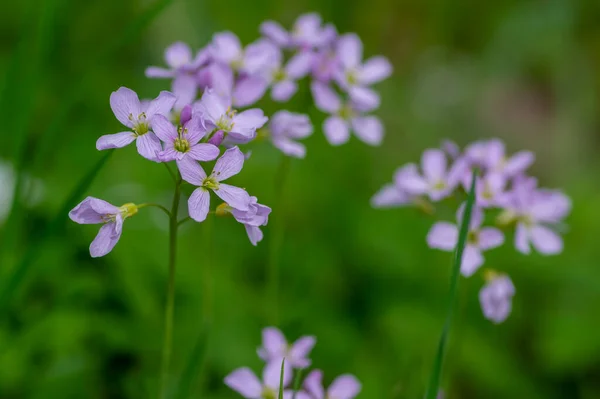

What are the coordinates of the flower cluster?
(225, 327, 361, 399)
(372, 138, 571, 323)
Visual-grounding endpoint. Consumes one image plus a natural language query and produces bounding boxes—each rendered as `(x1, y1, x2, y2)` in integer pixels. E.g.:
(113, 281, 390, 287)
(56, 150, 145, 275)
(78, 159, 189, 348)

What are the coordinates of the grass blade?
(278, 358, 286, 399)
(174, 321, 211, 399)
(0, 150, 114, 310)
(425, 169, 477, 399)
(291, 368, 303, 399)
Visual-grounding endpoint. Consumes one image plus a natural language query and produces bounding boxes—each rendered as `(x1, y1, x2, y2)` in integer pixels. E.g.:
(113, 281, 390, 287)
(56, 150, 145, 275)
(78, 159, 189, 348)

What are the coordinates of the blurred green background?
(1, 0, 600, 398)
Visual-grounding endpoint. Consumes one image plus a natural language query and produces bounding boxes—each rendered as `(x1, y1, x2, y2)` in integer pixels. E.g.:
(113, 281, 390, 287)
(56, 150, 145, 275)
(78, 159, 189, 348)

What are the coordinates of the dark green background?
(1, 0, 600, 397)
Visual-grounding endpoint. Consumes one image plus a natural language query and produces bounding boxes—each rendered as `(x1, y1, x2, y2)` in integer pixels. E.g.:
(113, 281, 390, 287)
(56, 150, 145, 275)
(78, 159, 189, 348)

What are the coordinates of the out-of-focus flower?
(257, 327, 316, 369)
(260, 13, 336, 50)
(311, 82, 382, 146)
(304, 370, 361, 399)
(311, 49, 341, 83)
(97, 87, 176, 161)
(225, 361, 293, 399)
(194, 89, 268, 144)
(370, 164, 419, 208)
(152, 114, 219, 167)
(180, 147, 251, 223)
(69, 197, 139, 258)
(472, 173, 509, 208)
(427, 205, 504, 277)
(479, 273, 515, 323)
(146, 42, 209, 80)
(269, 111, 313, 158)
(465, 139, 534, 177)
(210, 33, 274, 74)
(395, 149, 466, 201)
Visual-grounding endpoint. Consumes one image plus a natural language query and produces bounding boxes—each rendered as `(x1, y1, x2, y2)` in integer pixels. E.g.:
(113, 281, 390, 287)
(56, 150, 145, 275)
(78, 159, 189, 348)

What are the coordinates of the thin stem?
(266, 155, 291, 325)
(177, 216, 192, 227)
(425, 170, 477, 399)
(160, 172, 182, 399)
(138, 203, 171, 217)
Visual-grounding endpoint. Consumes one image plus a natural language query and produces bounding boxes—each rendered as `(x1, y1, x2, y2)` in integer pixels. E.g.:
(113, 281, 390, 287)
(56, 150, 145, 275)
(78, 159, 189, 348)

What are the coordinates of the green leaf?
(425, 169, 478, 399)
(279, 358, 286, 399)
(292, 367, 304, 399)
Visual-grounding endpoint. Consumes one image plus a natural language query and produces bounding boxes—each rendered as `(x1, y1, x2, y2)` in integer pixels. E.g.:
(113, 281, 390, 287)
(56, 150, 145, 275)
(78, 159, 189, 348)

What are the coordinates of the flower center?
(129, 112, 149, 135)
(432, 180, 446, 191)
(216, 107, 237, 131)
(338, 103, 355, 120)
(467, 230, 479, 245)
(346, 69, 358, 85)
(272, 68, 287, 82)
(202, 177, 220, 190)
(174, 138, 190, 153)
(262, 387, 277, 399)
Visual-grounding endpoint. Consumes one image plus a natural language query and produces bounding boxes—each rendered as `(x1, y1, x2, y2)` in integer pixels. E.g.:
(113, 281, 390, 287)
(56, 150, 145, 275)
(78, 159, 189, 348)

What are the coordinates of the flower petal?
(245, 225, 264, 246)
(311, 82, 341, 113)
(503, 151, 534, 176)
(211, 31, 242, 64)
(151, 114, 178, 143)
(337, 33, 363, 68)
(358, 56, 392, 84)
(351, 116, 383, 146)
(323, 116, 350, 146)
(214, 183, 250, 211)
(110, 87, 141, 128)
(231, 109, 268, 140)
(96, 131, 136, 150)
(426, 222, 458, 251)
(370, 184, 410, 208)
(260, 20, 290, 47)
(69, 197, 118, 224)
(233, 76, 269, 107)
(285, 51, 313, 78)
(136, 133, 163, 162)
(145, 91, 177, 119)
(212, 146, 245, 181)
(172, 74, 198, 110)
(328, 374, 362, 399)
(272, 137, 306, 159)
(272, 80, 298, 102)
(188, 188, 210, 222)
(224, 368, 263, 398)
(194, 88, 228, 124)
(304, 370, 325, 399)
(289, 336, 316, 368)
(188, 143, 220, 161)
(263, 360, 292, 391)
(145, 67, 174, 78)
(165, 42, 192, 69)
(178, 157, 207, 186)
(349, 86, 380, 111)
(530, 225, 563, 254)
(395, 165, 428, 195)
(422, 149, 447, 182)
(515, 222, 531, 254)
(90, 222, 122, 258)
(478, 227, 505, 250)
(460, 245, 484, 277)
(159, 148, 178, 162)
(260, 327, 287, 360)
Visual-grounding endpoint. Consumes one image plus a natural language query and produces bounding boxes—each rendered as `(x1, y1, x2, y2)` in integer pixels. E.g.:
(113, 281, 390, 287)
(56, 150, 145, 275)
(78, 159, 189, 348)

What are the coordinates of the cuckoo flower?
(311, 81, 382, 146)
(472, 172, 509, 208)
(180, 147, 250, 223)
(395, 149, 466, 201)
(479, 274, 515, 324)
(465, 139, 534, 177)
(269, 111, 313, 158)
(260, 13, 337, 50)
(371, 164, 419, 208)
(69, 197, 138, 258)
(210, 32, 274, 75)
(152, 114, 219, 167)
(427, 205, 504, 277)
(257, 327, 316, 369)
(311, 48, 341, 83)
(304, 370, 361, 399)
(334, 33, 392, 105)
(145, 42, 209, 80)
(97, 87, 176, 161)
(194, 89, 268, 144)
(218, 196, 272, 246)
(225, 361, 293, 399)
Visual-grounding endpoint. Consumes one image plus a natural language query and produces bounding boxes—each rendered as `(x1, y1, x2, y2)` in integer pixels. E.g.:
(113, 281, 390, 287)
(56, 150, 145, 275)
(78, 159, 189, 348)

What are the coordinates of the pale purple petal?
(396, 165, 428, 194)
(211, 31, 242, 65)
(337, 33, 363, 68)
(231, 109, 268, 139)
(194, 88, 228, 123)
(311, 82, 341, 113)
(358, 56, 392, 84)
(478, 227, 505, 250)
(272, 80, 298, 102)
(304, 370, 325, 399)
(442, 139, 461, 159)
(503, 151, 534, 176)
(224, 368, 262, 398)
(460, 245, 484, 277)
(245, 225, 264, 246)
(351, 116, 383, 146)
(69, 197, 118, 224)
(515, 223, 531, 254)
(270, 111, 313, 139)
(273, 137, 306, 158)
(370, 184, 411, 208)
(151, 114, 178, 143)
(178, 157, 207, 186)
(285, 51, 313, 78)
(289, 336, 316, 368)
(530, 191, 571, 223)
(260, 327, 287, 360)
(283, 391, 311, 399)
(172, 74, 197, 110)
(479, 276, 515, 324)
(159, 148, 178, 162)
(145, 67, 174, 78)
(427, 222, 458, 251)
(136, 133, 162, 162)
(214, 184, 250, 211)
(349, 86, 380, 111)
(188, 188, 210, 222)
(212, 147, 245, 181)
(110, 87, 141, 128)
(456, 203, 483, 230)
(260, 20, 290, 47)
(184, 115, 208, 144)
(243, 40, 279, 75)
(486, 139, 505, 169)
(145, 91, 177, 119)
(233, 76, 269, 107)
(263, 360, 292, 390)
(90, 222, 122, 258)
(96, 131, 136, 150)
(328, 375, 362, 399)
(188, 143, 219, 162)
(422, 149, 447, 182)
(530, 225, 563, 254)
(208, 63, 234, 99)
(323, 116, 350, 146)
(165, 42, 192, 69)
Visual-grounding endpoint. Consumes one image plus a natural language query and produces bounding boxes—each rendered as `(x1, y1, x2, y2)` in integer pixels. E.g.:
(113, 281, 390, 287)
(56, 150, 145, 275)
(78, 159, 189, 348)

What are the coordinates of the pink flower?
(269, 111, 313, 159)
(225, 361, 293, 399)
(304, 370, 361, 399)
(479, 274, 515, 323)
(257, 327, 316, 369)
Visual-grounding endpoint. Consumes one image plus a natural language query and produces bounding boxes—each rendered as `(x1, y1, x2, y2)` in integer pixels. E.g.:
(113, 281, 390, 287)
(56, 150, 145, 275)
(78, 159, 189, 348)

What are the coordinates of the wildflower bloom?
(69, 197, 138, 258)
(472, 172, 509, 208)
(225, 361, 293, 399)
(145, 42, 209, 80)
(210, 32, 274, 74)
(304, 370, 361, 399)
(260, 13, 336, 50)
(180, 147, 251, 223)
(334, 33, 392, 104)
(97, 87, 176, 161)
(269, 111, 313, 158)
(370, 164, 419, 208)
(479, 273, 515, 323)
(396, 149, 466, 201)
(465, 139, 534, 177)
(311, 82, 382, 146)
(311, 48, 341, 83)
(217, 197, 272, 246)
(194, 89, 268, 144)
(427, 205, 504, 277)
(152, 114, 219, 166)
(257, 327, 316, 369)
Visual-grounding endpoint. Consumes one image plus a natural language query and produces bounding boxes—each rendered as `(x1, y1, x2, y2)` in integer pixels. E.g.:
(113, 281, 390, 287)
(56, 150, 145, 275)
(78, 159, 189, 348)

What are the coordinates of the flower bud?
(180, 105, 193, 126)
(208, 130, 225, 146)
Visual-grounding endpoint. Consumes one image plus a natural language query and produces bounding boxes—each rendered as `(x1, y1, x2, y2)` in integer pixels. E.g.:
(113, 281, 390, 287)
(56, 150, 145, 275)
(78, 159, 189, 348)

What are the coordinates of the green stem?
(160, 172, 182, 399)
(425, 170, 477, 399)
(163, 163, 176, 182)
(138, 203, 171, 217)
(267, 155, 291, 325)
